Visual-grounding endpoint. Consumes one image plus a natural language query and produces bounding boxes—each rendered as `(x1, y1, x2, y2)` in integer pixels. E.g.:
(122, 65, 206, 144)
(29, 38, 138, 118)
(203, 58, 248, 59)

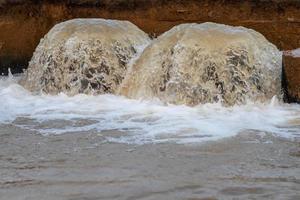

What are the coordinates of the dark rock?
(283, 52, 300, 103)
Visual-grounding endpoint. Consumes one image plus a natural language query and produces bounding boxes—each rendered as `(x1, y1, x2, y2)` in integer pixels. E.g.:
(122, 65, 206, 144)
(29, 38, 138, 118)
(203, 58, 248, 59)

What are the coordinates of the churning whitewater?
(2, 19, 299, 144)
(21, 20, 282, 106)
(20, 19, 151, 95)
(121, 23, 282, 106)
(1, 74, 300, 144)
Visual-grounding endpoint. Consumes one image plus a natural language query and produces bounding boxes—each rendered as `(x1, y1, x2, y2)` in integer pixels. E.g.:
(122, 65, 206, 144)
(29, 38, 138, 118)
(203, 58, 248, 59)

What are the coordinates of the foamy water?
(1, 74, 300, 144)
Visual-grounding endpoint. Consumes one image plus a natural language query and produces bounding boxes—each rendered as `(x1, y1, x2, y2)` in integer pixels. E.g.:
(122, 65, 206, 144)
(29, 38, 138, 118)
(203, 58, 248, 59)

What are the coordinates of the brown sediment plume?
(120, 23, 282, 106)
(20, 18, 150, 95)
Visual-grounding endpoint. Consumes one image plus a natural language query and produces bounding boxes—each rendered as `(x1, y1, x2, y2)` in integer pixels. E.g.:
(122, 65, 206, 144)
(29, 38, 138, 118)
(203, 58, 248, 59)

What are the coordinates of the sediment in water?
(20, 18, 151, 95)
(120, 22, 282, 106)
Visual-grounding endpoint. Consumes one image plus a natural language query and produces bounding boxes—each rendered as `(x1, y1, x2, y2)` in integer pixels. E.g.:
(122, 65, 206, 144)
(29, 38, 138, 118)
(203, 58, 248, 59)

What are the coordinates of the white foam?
(1, 75, 300, 144)
(290, 48, 300, 57)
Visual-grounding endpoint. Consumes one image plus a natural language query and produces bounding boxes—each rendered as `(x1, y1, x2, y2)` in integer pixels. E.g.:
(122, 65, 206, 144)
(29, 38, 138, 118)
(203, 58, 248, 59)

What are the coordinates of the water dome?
(120, 22, 282, 106)
(20, 18, 151, 95)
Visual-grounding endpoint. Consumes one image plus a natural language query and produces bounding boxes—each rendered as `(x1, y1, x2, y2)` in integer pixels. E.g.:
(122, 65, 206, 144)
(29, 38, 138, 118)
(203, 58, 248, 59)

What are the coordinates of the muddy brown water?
(0, 124, 299, 200)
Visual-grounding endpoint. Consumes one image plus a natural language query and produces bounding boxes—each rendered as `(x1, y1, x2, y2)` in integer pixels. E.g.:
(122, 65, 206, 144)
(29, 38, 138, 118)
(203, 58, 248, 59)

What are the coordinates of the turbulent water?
(121, 23, 282, 106)
(1, 20, 299, 200)
(21, 20, 282, 106)
(1, 74, 300, 144)
(20, 19, 150, 95)
(3, 20, 299, 144)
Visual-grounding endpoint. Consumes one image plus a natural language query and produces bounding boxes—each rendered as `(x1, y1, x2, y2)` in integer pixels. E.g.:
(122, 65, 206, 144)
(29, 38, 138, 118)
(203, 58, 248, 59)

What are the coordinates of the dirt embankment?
(0, 0, 300, 101)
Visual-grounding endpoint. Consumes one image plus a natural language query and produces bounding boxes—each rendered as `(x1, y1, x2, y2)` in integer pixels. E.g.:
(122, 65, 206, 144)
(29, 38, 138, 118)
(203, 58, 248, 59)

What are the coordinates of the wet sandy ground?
(0, 124, 300, 200)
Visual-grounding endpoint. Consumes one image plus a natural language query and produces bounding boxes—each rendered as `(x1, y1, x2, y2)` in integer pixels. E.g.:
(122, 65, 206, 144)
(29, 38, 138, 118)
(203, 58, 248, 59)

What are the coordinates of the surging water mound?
(120, 23, 282, 106)
(20, 19, 150, 95)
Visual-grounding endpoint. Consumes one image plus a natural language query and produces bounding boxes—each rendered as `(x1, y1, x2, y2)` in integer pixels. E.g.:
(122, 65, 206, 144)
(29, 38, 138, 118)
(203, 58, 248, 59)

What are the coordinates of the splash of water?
(120, 23, 282, 106)
(1, 75, 300, 144)
(284, 48, 300, 57)
(20, 19, 151, 95)
(2, 21, 297, 144)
